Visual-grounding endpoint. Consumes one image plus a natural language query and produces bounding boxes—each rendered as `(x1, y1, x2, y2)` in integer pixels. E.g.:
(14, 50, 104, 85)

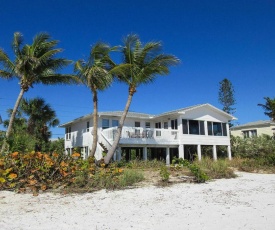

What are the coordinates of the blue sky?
(0, 0, 275, 138)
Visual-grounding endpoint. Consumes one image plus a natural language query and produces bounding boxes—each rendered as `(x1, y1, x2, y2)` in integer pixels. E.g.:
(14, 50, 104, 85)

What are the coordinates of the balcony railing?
(101, 127, 178, 142)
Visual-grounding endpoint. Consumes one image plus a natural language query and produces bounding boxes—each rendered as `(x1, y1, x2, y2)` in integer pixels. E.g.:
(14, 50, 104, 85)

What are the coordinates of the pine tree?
(218, 78, 236, 115)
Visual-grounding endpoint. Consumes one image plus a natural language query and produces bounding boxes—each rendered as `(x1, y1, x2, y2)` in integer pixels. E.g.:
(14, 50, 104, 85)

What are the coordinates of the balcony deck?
(101, 127, 179, 145)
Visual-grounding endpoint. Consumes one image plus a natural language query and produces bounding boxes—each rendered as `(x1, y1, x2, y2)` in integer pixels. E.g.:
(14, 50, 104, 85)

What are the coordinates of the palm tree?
(258, 97, 275, 121)
(20, 97, 60, 143)
(104, 34, 180, 164)
(74, 43, 116, 157)
(0, 32, 76, 153)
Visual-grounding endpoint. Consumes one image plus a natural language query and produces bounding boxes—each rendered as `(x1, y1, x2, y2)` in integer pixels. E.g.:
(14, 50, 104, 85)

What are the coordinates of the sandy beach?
(0, 171, 275, 230)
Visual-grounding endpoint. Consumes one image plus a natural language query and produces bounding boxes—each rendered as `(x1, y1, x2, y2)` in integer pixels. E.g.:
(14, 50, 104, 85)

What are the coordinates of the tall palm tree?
(0, 32, 76, 153)
(258, 97, 275, 121)
(74, 43, 116, 157)
(20, 97, 60, 143)
(104, 34, 180, 164)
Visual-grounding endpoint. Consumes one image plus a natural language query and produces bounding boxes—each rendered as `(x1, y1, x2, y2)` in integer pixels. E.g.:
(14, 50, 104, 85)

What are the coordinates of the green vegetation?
(0, 32, 76, 154)
(160, 165, 170, 182)
(258, 96, 275, 121)
(0, 151, 144, 195)
(172, 158, 209, 183)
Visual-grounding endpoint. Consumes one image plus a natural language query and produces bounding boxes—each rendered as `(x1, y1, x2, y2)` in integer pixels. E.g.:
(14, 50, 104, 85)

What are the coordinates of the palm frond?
(12, 32, 23, 57)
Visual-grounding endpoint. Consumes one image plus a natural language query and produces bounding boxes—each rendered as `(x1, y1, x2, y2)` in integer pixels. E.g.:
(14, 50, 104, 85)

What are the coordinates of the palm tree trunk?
(90, 89, 98, 157)
(1, 88, 25, 154)
(104, 90, 134, 164)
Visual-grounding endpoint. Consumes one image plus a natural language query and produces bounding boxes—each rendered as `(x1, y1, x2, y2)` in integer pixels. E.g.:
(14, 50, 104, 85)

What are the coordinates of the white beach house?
(60, 103, 236, 164)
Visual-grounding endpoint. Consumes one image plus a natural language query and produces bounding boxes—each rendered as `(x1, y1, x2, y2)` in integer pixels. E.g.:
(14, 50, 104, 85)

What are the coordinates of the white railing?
(101, 127, 178, 142)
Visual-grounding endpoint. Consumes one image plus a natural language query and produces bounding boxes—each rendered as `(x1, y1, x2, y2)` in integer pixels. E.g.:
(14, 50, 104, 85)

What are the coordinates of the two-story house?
(60, 103, 236, 164)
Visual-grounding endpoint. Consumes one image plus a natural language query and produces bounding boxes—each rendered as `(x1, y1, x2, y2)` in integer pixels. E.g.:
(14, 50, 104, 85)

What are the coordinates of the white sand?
(0, 172, 275, 230)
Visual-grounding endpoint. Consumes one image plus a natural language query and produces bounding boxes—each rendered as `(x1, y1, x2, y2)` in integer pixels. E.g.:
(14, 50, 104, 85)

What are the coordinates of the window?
(164, 121, 168, 129)
(155, 122, 161, 128)
(243, 130, 257, 138)
(208, 122, 228, 136)
(182, 119, 188, 134)
(199, 121, 205, 135)
(86, 121, 90, 132)
(135, 121, 140, 127)
(155, 122, 161, 136)
(189, 120, 199, 134)
(66, 126, 71, 140)
(145, 122, 151, 128)
(213, 122, 222, 136)
(171, 119, 178, 130)
(222, 123, 227, 136)
(182, 119, 205, 135)
(112, 120, 119, 127)
(102, 119, 109, 129)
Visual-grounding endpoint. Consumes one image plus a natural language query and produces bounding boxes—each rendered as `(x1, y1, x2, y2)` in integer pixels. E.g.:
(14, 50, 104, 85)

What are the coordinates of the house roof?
(59, 103, 236, 127)
(155, 103, 236, 120)
(59, 111, 154, 127)
(230, 120, 275, 130)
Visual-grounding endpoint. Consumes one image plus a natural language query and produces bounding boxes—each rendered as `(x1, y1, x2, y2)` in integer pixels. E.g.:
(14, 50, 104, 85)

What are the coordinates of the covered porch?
(113, 144, 232, 164)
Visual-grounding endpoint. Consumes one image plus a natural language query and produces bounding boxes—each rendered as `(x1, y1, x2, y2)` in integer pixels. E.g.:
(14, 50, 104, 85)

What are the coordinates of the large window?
(182, 119, 205, 135)
(66, 126, 71, 140)
(207, 121, 228, 136)
(164, 121, 168, 129)
(102, 119, 109, 129)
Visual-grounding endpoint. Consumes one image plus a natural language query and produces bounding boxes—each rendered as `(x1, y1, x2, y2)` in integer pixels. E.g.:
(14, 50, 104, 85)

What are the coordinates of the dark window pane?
(102, 119, 109, 129)
(135, 122, 140, 127)
(189, 120, 199, 135)
(175, 119, 178, 130)
(208, 122, 213, 135)
(213, 122, 222, 136)
(222, 123, 227, 136)
(199, 121, 205, 135)
(182, 119, 188, 134)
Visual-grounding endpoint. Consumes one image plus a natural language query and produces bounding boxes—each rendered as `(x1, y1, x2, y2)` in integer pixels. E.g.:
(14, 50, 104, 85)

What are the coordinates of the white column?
(197, 145, 202, 161)
(227, 145, 232, 160)
(213, 145, 217, 161)
(143, 147, 148, 161)
(166, 147, 170, 165)
(179, 144, 184, 159)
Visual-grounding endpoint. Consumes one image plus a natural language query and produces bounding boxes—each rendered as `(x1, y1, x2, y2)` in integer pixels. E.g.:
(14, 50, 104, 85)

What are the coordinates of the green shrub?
(231, 135, 275, 158)
(160, 165, 170, 182)
(172, 157, 209, 183)
(118, 169, 144, 187)
(195, 158, 236, 179)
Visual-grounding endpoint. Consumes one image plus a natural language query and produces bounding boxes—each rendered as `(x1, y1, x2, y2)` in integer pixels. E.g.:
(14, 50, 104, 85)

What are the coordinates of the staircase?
(99, 142, 109, 153)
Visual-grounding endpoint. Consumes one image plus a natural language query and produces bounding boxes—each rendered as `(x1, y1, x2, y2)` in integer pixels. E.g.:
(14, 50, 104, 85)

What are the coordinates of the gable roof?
(231, 120, 275, 130)
(59, 103, 236, 127)
(155, 103, 236, 120)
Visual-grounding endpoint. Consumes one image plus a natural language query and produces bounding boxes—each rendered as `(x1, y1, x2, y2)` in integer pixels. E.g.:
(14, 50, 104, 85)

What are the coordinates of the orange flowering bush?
(0, 151, 126, 195)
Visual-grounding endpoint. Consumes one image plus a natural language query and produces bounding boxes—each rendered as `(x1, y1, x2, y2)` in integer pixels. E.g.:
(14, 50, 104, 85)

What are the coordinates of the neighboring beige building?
(230, 120, 275, 138)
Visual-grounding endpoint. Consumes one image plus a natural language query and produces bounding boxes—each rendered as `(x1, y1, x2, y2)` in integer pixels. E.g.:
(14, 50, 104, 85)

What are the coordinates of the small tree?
(258, 97, 275, 121)
(218, 78, 236, 115)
